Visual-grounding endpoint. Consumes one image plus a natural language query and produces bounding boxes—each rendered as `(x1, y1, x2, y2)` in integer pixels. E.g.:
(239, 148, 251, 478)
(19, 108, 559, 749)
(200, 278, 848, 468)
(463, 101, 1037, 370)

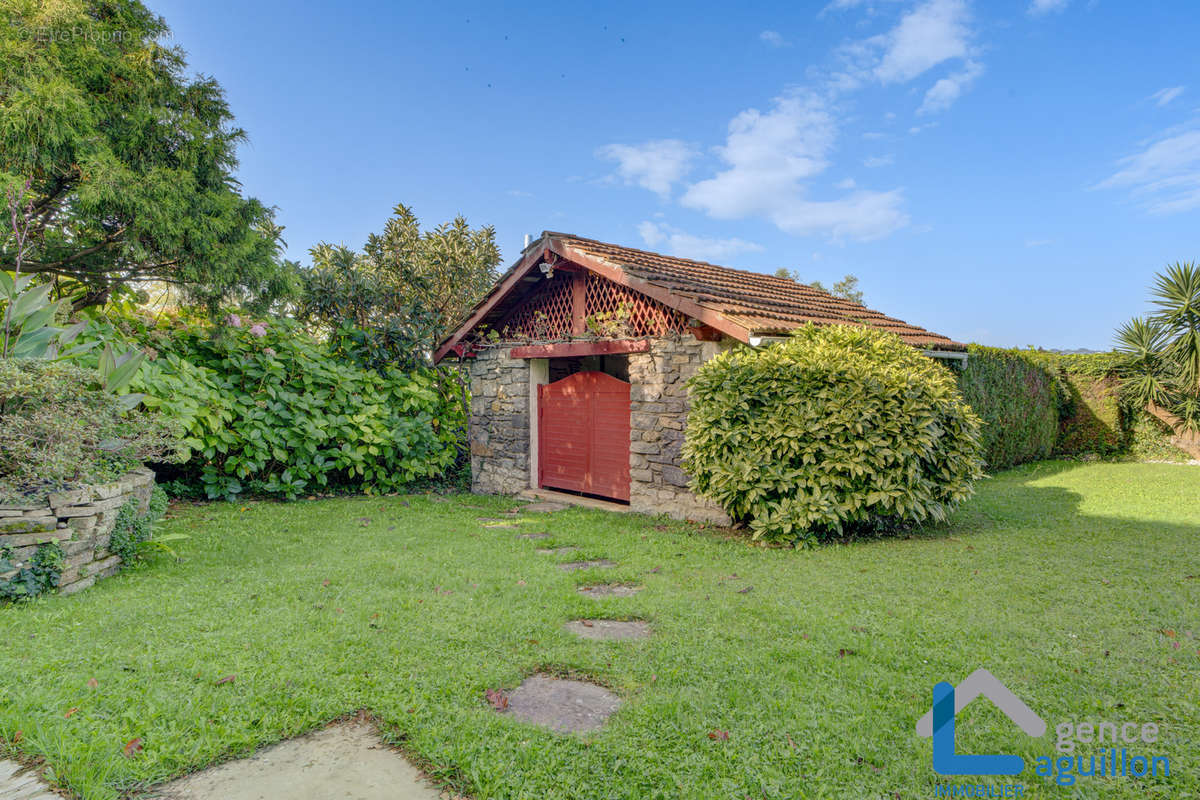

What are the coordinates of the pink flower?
(248, 322, 268, 337)
(225, 313, 242, 327)
(263, 347, 276, 356)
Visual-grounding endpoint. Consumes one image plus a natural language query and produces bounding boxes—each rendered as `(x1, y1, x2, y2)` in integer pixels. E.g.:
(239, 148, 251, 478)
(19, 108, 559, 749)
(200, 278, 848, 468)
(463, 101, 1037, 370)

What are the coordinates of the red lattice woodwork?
(502, 270, 691, 339)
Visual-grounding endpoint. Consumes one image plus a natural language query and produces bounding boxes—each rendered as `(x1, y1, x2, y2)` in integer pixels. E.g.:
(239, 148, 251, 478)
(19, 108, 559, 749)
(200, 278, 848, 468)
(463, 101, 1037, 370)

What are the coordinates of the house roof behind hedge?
(552, 233, 964, 350)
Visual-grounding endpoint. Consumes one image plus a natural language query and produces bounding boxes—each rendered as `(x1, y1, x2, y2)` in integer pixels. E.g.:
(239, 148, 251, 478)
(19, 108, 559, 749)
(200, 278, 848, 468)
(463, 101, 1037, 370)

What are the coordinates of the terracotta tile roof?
(550, 232, 964, 351)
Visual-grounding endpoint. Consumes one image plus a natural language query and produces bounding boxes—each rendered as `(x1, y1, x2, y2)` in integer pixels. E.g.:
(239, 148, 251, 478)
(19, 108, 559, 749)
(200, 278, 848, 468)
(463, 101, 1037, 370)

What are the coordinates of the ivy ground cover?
(0, 462, 1197, 799)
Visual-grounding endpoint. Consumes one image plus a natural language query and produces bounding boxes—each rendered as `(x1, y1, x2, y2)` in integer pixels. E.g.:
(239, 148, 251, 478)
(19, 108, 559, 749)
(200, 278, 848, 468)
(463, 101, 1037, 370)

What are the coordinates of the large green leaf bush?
(684, 325, 983, 545)
(129, 315, 462, 499)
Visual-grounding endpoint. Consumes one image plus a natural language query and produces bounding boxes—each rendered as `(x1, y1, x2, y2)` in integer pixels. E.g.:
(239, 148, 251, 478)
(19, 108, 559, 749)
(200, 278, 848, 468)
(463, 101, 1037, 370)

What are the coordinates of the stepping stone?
(577, 583, 642, 597)
(565, 619, 651, 641)
(0, 760, 57, 800)
(520, 501, 570, 513)
(536, 546, 579, 555)
(557, 559, 617, 572)
(501, 674, 621, 733)
(151, 721, 441, 800)
(517, 532, 551, 540)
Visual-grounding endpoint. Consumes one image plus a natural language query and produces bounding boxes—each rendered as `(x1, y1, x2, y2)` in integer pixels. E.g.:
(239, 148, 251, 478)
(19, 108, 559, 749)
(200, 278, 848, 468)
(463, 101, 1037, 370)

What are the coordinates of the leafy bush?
(684, 325, 983, 545)
(109, 486, 170, 563)
(955, 345, 1061, 470)
(0, 541, 64, 601)
(132, 316, 462, 499)
(0, 360, 180, 501)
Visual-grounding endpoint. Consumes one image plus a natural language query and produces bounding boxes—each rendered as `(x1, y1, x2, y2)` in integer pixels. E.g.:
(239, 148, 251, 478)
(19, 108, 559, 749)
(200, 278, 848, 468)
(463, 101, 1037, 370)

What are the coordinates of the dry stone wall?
(0, 468, 155, 596)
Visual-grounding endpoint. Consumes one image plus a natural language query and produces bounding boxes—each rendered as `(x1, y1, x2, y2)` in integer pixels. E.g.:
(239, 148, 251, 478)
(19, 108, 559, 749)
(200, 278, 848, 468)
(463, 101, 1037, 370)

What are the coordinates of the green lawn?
(1, 462, 1197, 799)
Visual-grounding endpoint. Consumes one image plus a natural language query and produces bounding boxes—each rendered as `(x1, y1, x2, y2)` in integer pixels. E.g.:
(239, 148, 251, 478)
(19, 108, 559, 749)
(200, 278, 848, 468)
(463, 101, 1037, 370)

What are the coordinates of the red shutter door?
(538, 371, 631, 502)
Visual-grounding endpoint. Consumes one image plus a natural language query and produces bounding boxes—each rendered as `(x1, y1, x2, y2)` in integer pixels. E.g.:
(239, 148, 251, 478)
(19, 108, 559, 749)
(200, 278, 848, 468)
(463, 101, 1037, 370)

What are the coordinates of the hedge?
(955, 345, 1060, 470)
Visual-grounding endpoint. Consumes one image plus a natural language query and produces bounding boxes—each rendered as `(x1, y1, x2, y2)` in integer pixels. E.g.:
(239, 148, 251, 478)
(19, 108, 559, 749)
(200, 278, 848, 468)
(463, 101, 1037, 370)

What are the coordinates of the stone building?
(434, 232, 964, 524)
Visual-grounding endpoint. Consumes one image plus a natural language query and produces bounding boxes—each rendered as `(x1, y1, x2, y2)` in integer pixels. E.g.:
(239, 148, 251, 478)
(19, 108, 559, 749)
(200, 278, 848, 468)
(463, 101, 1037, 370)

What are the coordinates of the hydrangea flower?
(248, 322, 268, 337)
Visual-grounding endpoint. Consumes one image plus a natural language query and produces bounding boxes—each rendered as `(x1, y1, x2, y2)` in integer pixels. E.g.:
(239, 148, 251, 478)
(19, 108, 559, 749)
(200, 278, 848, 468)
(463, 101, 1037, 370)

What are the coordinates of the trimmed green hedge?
(957, 348, 1188, 466)
(684, 325, 983, 545)
(955, 345, 1059, 470)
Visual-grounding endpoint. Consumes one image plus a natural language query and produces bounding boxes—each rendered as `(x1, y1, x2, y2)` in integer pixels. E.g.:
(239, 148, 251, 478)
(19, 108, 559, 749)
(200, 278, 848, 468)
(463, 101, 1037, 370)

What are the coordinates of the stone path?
(149, 722, 442, 800)
(493, 502, 653, 734)
(0, 760, 58, 800)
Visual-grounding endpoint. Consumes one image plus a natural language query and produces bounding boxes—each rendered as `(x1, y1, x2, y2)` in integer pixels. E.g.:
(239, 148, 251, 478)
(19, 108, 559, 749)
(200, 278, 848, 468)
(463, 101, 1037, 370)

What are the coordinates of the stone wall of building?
(466, 336, 736, 525)
(0, 468, 156, 596)
(627, 336, 733, 525)
(468, 347, 532, 495)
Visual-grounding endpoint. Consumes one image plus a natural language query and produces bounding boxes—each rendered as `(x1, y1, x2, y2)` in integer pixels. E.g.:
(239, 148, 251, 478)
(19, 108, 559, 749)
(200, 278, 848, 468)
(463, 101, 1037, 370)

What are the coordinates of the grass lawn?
(1, 461, 1197, 799)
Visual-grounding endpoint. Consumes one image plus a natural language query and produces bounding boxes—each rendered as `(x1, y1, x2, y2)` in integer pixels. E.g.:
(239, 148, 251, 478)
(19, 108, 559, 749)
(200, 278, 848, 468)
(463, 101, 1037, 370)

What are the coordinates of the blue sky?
(146, 0, 1200, 349)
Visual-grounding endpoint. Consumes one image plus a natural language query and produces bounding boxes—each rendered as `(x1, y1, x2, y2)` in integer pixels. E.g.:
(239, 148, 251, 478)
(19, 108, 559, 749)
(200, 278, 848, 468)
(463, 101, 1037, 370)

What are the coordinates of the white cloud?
(873, 0, 971, 84)
(1096, 126, 1200, 214)
(679, 91, 909, 240)
(767, 190, 909, 240)
(681, 92, 837, 217)
(863, 155, 895, 168)
(1150, 86, 1185, 107)
(637, 221, 763, 262)
(836, 177, 858, 189)
(1028, 0, 1068, 16)
(597, 139, 697, 197)
(918, 59, 984, 114)
(862, 131, 887, 140)
(760, 30, 789, 47)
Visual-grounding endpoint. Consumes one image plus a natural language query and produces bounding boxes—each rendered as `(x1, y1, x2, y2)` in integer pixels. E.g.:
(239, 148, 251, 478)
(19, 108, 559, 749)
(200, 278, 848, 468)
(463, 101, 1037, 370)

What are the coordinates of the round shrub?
(683, 325, 983, 545)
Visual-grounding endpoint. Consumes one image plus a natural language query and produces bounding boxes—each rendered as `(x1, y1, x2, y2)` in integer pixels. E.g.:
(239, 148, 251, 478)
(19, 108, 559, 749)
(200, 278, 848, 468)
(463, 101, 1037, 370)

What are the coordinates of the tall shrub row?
(955, 347, 1186, 467)
(954, 345, 1061, 470)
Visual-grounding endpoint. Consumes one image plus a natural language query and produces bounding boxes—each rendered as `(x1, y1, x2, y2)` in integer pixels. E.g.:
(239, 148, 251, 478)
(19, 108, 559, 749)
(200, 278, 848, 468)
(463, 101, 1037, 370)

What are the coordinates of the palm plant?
(1116, 262, 1200, 431)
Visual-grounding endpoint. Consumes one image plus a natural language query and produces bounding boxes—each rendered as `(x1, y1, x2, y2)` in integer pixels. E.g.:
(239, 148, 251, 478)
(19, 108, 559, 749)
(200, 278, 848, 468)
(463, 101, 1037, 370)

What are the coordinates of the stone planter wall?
(0, 468, 156, 596)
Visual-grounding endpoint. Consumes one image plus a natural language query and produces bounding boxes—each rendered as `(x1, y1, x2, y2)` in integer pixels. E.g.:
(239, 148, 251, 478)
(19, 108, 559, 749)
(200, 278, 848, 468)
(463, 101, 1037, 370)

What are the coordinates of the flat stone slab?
(519, 501, 570, 513)
(0, 760, 58, 800)
(565, 619, 651, 641)
(535, 546, 579, 556)
(577, 583, 642, 597)
(151, 721, 441, 800)
(557, 559, 617, 572)
(502, 674, 622, 733)
(517, 532, 551, 540)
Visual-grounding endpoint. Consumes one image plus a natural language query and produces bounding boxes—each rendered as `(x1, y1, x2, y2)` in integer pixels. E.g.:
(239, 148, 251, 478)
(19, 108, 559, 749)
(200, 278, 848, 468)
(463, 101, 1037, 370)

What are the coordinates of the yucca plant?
(1116, 262, 1200, 432)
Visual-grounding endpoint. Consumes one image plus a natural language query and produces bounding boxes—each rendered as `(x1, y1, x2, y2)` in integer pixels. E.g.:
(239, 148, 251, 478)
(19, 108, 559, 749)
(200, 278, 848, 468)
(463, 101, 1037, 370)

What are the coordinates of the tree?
(299, 204, 500, 367)
(1115, 262, 1200, 435)
(0, 0, 294, 310)
(774, 268, 864, 305)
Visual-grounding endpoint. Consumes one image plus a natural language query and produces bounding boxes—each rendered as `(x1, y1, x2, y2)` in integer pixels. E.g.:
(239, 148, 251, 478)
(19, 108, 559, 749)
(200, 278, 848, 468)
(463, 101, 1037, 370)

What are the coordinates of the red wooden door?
(537, 371, 631, 501)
